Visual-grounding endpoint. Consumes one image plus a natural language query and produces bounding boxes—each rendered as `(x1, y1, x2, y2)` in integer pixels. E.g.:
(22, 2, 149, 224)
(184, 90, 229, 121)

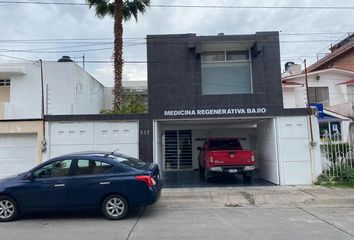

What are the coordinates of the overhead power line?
(0, 32, 352, 43)
(151, 4, 354, 10)
(0, 54, 34, 62)
(0, 1, 353, 10)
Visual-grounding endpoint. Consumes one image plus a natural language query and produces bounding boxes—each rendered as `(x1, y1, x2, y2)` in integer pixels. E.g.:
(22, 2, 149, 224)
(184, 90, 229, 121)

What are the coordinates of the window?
(201, 50, 252, 95)
(208, 139, 243, 150)
(308, 87, 329, 104)
(319, 121, 342, 141)
(33, 160, 72, 179)
(106, 153, 148, 169)
(72, 160, 114, 176)
(0, 79, 10, 87)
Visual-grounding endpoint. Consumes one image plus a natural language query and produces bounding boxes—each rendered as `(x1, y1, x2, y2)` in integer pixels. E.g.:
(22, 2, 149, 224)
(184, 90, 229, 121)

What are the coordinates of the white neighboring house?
(282, 67, 354, 140)
(0, 58, 106, 178)
(0, 59, 105, 119)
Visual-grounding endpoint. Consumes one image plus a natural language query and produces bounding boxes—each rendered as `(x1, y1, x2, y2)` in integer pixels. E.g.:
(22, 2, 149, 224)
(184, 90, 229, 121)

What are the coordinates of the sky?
(0, 0, 353, 86)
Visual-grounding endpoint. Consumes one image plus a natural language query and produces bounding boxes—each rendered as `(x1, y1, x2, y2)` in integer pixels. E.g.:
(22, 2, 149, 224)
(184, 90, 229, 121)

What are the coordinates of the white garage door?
(48, 121, 139, 159)
(0, 134, 37, 178)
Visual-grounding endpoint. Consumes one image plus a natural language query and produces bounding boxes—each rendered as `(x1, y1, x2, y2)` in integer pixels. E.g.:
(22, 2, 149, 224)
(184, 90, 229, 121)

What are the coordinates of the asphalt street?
(0, 186, 353, 240)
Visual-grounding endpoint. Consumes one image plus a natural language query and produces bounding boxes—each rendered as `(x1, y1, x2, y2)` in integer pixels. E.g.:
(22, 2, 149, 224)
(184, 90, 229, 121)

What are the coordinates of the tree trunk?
(113, 0, 123, 111)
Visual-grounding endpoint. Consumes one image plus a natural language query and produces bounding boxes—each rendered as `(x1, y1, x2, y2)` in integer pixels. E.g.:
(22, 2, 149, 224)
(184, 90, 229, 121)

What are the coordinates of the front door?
(164, 130, 192, 170)
(18, 159, 72, 210)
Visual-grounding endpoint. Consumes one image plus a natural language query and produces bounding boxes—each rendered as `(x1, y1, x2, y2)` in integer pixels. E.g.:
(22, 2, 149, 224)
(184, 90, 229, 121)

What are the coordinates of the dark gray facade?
(147, 32, 285, 119)
(45, 32, 309, 163)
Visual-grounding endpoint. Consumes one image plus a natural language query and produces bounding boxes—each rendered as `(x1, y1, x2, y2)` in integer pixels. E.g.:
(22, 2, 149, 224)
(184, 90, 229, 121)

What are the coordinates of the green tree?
(87, 0, 150, 111)
(120, 93, 146, 113)
(101, 93, 146, 114)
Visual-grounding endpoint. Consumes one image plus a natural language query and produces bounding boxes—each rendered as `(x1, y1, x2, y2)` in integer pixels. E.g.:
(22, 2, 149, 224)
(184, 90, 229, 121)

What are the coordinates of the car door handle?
(99, 182, 110, 185)
(54, 184, 65, 187)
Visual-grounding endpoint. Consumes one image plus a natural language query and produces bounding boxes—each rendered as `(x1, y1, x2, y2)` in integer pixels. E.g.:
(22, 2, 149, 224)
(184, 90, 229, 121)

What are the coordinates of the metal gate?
(320, 131, 354, 180)
(164, 130, 192, 170)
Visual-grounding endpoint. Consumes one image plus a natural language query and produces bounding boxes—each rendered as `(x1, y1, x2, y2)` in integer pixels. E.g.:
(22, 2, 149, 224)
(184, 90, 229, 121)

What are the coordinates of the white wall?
(7, 63, 42, 119)
(153, 121, 164, 177)
(103, 87, 114, 110)
(2, 62, 105, 119)
(47, 121, 139, 160)
(276, 116, 321, 185)
(257, 119, 279, 184)
(283, 70, 354, 114)
(44, 62, 104, 115)
(0, 133, 38, 178)
(311, 116, 323, 178)
(283, 88, 297, 108)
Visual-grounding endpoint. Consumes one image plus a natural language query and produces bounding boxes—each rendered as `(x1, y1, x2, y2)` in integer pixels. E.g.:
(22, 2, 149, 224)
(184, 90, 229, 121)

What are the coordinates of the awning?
(336, 79, 354, 85)
(282, 81, 304, 87)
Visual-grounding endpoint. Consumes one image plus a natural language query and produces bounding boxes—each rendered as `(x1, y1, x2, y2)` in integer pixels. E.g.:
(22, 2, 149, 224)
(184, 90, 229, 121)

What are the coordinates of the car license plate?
(229, 169, 238, 173)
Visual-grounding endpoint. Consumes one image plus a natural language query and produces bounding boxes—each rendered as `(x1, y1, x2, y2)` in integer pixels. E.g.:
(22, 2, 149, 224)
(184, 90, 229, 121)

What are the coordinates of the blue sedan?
(0, 151, 162, 221)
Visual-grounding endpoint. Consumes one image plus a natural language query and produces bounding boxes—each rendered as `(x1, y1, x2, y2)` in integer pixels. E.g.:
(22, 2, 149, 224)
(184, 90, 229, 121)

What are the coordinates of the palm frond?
(86, 0, 113, 18)
(122, 0, 150, 22)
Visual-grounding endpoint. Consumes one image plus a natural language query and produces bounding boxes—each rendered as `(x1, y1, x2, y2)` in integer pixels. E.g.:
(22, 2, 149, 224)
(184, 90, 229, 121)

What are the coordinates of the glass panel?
(208, 139, 243, 150)
(226, 51, 249, 61)
(74, 160, 114, 176)
(308, 87, 329, 103)
(0, 79, 10, 86)
(202, 62, 252, 95)
(108, 154, 148, 169)
(201, 51, 225, 62)
(33, 160, 72, 179)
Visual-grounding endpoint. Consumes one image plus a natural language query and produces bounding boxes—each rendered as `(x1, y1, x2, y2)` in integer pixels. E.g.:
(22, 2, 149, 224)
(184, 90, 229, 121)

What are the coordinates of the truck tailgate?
(209, 150, 254, 166)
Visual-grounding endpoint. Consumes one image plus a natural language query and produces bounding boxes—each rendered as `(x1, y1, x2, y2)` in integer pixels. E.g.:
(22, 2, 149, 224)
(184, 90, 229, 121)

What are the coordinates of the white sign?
(164, 108, 267, 116)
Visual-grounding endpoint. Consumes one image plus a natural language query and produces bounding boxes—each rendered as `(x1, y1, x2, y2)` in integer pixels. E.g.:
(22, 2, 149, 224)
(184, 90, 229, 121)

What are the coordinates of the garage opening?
(153, 118, 279, 188)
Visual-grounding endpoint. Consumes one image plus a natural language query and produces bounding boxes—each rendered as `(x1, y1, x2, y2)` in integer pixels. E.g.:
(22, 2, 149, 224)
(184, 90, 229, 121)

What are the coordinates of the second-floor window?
(201, 50, 252, 95)
(0, 79, 10, 86)
(308, 87, 329, 104)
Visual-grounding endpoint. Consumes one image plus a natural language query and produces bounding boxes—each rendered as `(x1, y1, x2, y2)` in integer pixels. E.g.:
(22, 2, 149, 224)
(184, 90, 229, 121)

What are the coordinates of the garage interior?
(153, 118, 280, 188)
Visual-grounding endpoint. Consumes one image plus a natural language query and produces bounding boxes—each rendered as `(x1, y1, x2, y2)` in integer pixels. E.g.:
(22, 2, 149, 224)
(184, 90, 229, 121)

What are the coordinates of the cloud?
(0, 0, 353, 84)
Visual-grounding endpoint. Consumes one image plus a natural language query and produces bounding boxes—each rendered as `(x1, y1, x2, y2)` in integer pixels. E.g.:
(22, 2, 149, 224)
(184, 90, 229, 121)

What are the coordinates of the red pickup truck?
(197, 138, 255, 182)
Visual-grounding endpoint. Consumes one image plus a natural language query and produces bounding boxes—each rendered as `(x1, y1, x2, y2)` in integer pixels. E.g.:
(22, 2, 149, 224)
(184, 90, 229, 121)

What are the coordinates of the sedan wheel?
(102, 195, 129, 220)
(0, 196, 18, 222)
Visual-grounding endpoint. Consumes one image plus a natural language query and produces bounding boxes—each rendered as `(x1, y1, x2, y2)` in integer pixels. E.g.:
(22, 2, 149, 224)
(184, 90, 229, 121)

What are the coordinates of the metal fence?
(320, 131, 354, 180)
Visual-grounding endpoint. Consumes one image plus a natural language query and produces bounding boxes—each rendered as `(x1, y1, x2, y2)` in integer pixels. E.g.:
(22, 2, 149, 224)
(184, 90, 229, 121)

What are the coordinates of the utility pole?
(304, 59, 314, 143)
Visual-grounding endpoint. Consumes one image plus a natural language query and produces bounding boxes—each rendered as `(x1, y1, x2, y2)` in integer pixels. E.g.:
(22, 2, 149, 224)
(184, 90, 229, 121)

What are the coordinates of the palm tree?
(87, 0, 150, 111)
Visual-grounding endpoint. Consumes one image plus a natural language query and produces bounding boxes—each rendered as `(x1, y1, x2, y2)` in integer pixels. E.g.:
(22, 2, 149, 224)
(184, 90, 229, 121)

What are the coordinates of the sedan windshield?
(107, 154, 149, 169)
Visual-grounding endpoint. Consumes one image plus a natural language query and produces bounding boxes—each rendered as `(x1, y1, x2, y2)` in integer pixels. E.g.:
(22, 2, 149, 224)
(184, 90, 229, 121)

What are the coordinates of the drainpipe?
(39, 59, 47, 152)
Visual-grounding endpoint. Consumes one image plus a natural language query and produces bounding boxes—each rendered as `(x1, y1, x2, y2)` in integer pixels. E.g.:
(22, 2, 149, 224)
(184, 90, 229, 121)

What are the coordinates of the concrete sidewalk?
(157, 185, 354, 208)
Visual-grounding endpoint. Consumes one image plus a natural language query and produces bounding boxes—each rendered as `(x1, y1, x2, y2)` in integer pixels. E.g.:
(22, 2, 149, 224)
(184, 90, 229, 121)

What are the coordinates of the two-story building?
(45, 32, 322, 186)
(282, 34, 354, 140)
(0, 57, 106, 177)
